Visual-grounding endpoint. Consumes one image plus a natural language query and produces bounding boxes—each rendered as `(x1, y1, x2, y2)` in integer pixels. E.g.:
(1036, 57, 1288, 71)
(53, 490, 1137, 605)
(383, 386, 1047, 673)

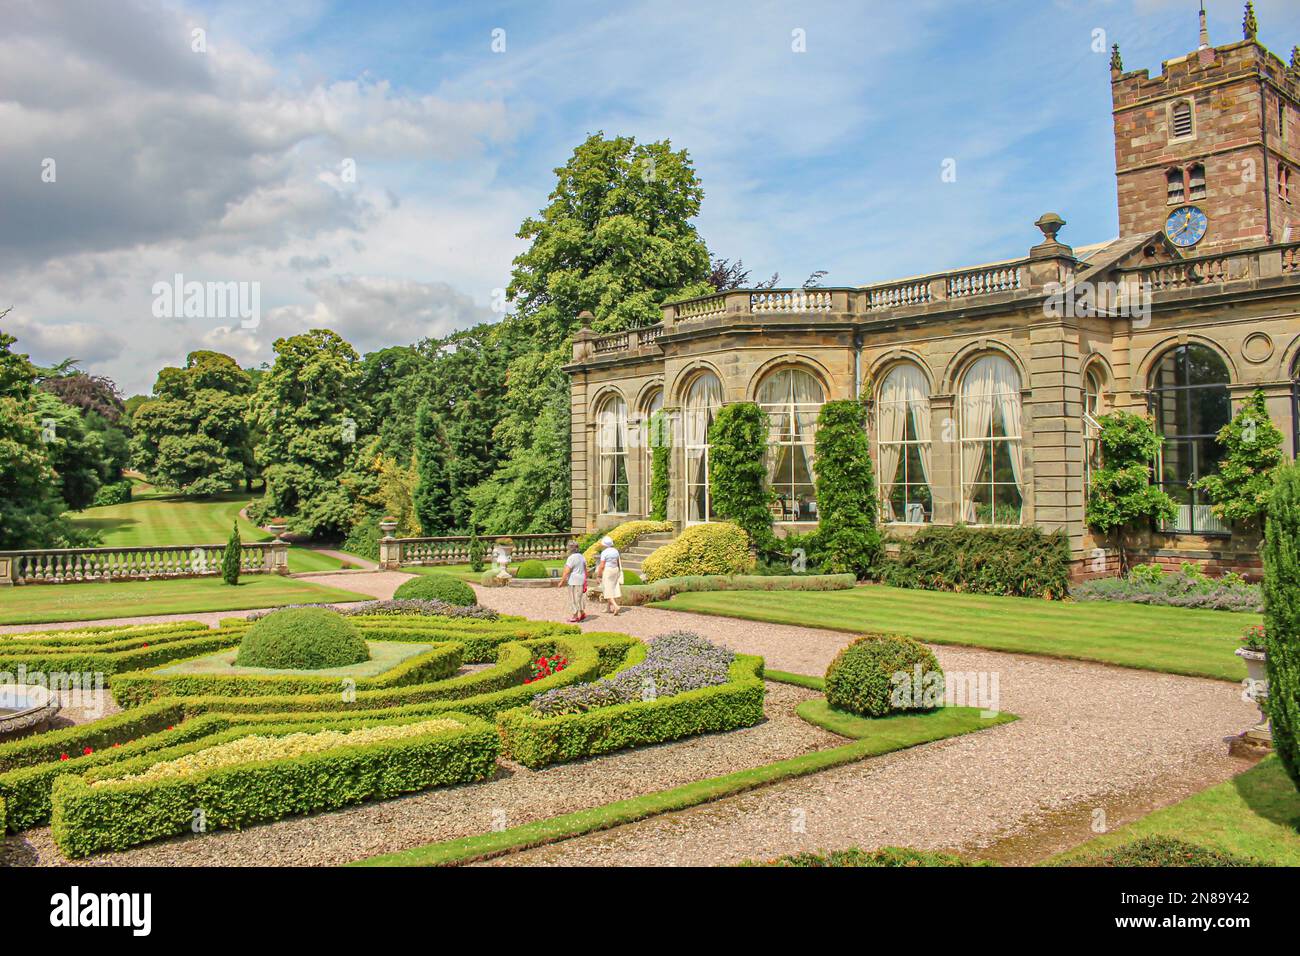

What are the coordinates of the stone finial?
(577, 309, 594, 329)
(1035, 213, 1066, 243)
(1291, 45, 1300, 76)
(1110, 43, 1123, 73)
(1199, 1, 1210, 49)
(1243, 1, 1258, 41)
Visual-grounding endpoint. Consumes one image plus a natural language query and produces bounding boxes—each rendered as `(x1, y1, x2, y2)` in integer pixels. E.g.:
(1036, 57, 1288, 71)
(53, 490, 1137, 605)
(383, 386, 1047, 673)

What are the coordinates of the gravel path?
(1, 681, 834, 866)
(469, 586, 1257, 866)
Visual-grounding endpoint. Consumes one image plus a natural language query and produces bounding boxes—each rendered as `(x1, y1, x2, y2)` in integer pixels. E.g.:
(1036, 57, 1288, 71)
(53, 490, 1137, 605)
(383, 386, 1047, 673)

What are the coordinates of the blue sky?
(5, 0, 1300, 393)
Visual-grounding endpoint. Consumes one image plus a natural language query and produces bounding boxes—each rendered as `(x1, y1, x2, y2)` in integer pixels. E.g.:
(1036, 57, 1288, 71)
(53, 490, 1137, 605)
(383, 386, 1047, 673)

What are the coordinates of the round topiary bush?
(235, 608, 370, 670)
(393, 573, 477, 606)
(824, 634, 944, 717)
(515, 559, 548, 579)
(640, 521, 755, 582)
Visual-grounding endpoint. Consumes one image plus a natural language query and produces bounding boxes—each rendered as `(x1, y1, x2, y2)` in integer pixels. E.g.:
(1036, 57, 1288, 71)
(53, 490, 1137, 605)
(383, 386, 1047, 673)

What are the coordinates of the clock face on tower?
(1165, 205, 1208, 247)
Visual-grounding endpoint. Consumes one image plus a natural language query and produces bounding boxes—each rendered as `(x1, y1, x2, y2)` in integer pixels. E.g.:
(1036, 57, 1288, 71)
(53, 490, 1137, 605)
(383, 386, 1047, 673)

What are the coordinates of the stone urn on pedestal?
(377, 517, 400, 570)
(492, 538, 514, 584)
(1233, 625, 1272, 751)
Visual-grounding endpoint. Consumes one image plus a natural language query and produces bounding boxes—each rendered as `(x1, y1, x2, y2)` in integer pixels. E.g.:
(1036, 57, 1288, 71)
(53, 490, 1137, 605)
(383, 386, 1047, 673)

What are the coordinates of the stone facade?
(566, 25, 1300, 578)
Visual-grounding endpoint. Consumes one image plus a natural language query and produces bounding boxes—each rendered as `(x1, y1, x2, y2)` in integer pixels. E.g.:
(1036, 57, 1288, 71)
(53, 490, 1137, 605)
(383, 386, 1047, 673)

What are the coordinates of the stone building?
(565, 11, 1300, 577)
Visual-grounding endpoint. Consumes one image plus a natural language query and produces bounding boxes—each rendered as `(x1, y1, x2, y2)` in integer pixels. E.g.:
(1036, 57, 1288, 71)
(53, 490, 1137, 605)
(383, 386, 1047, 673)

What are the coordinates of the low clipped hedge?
(749, 846, 981, 867)
(235, 608, 369, 670)
(394, 573, 477, 606)
(825, 634, 944, 718)
(0, 626, 249, 677)
(497, 654, 765, 768)
(110, 643, 464, 707)
(515, 559, 549, 579)
(640, 522, 755, 582)
(619, 572, 855, 606)
(882, 525, 1071, 599)
(51, 713, 499, 858)
(1065, 835, 1261, 868)
(582, 519, 673, 567)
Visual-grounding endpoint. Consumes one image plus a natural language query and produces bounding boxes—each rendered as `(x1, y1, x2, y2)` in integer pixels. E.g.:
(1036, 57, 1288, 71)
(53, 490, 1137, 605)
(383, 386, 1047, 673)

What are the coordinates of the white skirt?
(601, 565, 622, 599)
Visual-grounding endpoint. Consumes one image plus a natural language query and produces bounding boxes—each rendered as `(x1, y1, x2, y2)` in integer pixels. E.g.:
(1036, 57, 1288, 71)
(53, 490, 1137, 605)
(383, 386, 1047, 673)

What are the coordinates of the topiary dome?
(235, 607, 370, 670)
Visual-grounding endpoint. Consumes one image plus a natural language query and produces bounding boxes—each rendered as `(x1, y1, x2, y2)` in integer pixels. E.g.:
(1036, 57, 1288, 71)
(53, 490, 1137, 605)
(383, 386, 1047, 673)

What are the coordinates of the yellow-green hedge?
(641, 522, 754, 582)
(583, 519, 673, 567)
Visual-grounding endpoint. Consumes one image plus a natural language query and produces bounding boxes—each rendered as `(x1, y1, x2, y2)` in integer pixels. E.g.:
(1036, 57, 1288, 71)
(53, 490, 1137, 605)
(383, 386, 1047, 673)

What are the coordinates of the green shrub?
(235, 608, 369, 670)
(480, 569, 504, 586)
(882, 525, 1071, 599)
(824, 634, 944, 718)
(1263, 463, 1300, 791)
(393, 573, 476, 606)
(813, 400, 881, 578)
(641, 521, 754, 582)
(1196, 389, 1285, 529)
(749, 846, 980, 867)
(341, 518, 381, 562)
(582, 519, 673, 566)
(222, 521, 241, 586)
(498, 654, 765, 768)
(622, 569, 642, 585)
(619, 572, 855, 606)
(1069, 835, 1261, 867)
(1086, 410, 1177, 568)
(51, 713, 499, 858)
(649, 409, 671, 521)
(707, 402, 774, 551)
(1071, 567, 1261, 612)
(91, 479, 132, 507)
(515, 559, 548, 579)
(468, 532, 486, 572)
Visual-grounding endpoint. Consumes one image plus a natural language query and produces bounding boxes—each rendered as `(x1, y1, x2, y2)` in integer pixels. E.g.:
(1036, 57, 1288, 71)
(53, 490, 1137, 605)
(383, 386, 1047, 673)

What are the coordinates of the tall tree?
(1196, 388, 1285, 529)
(477, 132, 713, 531)
(132, 351, 255, 495)
(1262, 463, 1300, 791)
(248, 330, 363, 537)
(413, 399, 453, 535)
(1086, 410, 1178, 571)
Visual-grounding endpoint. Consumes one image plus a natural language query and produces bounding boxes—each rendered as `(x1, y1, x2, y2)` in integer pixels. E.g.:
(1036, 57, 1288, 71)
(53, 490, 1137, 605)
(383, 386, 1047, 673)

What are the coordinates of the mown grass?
(64, 492, 355, 573)
(1052, 757, 1300, 867)
(403, 561, 563, 583)
(655, 583, 1255, 681)
(0, 576, 374, 625)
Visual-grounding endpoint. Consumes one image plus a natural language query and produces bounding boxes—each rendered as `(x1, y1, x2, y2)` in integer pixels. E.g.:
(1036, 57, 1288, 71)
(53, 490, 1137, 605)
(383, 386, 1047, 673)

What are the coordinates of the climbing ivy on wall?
(707, 402, 775, 551)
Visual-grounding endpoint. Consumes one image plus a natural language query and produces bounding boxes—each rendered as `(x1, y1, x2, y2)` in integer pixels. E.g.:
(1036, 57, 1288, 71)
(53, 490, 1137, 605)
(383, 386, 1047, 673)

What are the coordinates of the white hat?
(601, 536, 614, 547)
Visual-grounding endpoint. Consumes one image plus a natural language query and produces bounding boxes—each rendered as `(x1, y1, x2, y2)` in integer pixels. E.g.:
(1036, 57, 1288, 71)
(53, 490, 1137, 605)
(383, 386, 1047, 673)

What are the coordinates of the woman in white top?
(594, 535, 622, 616)
(556, 542, 588, 623)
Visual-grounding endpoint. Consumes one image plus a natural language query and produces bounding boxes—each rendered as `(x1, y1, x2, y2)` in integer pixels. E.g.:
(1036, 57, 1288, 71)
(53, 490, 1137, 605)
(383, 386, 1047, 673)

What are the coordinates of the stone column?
(1028, 323, 1085, 557)
(378, 519, 399, 570)
(929, 395, 958, 525)
(270, 539, 290, 575)
(0, 554, 13, 587)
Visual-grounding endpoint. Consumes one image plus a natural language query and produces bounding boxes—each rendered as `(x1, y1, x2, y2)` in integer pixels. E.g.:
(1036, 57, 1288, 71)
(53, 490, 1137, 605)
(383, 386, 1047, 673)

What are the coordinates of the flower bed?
(1071, 564, 1261, 612)
(245, 599, 500, 621)
(498, 632, 765, 768)
(51, 713, 499, 858)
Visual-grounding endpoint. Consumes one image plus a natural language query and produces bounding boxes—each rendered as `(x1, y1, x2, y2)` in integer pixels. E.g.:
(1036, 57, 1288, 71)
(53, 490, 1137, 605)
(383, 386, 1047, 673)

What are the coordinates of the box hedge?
(51, 713, 499, 858)
(497, 654, 765, 768)
(393, 573, 477, 606)
(881, 525, 1071, 599)
(618, 572, 855, 606)
(234, 608, 369, 669)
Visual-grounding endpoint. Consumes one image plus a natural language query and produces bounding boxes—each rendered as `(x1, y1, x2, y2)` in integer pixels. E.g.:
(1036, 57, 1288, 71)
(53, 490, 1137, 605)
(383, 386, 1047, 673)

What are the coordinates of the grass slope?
(65, 492, 350, 573)
(0, 576, 374, 625)
(354, 697, 1015, 867)
(656, 583, 1254, 682)
(1052, 757, 1300, 867)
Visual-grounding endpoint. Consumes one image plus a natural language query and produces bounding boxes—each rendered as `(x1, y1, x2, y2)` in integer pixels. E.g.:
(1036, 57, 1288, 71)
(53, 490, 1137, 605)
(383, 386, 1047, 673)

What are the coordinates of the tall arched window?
(757, 367, 824, 521)
(1149, 344, 1231, 534)
(959, 354, 1023, 526)
(876, 364, 932, 523)
(1083, 366, 1106, 493)
(641, 388, 663, 514)
(684, 372, 722, 523)
(596, 394, 629, 515)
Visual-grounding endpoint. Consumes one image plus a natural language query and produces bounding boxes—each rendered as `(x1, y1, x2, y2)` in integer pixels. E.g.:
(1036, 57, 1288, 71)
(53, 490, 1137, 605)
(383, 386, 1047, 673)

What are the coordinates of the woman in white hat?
(594, 535, 623, 616)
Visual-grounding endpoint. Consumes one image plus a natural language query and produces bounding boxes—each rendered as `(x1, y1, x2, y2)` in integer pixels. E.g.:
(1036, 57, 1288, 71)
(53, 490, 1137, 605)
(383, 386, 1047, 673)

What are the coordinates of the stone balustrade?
(0, 541, 288, 586)
(378, 532, 573, 570)
(1119, 242, 1300, 293)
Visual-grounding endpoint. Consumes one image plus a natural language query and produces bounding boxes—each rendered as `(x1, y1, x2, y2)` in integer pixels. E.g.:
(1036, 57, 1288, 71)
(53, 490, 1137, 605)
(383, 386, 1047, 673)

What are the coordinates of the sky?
(4, 0, 1300, 396)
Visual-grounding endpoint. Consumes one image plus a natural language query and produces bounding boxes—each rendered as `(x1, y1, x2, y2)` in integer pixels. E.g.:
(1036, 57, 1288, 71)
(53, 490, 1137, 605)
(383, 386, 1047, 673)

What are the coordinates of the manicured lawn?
(1052, 757, 1300, 867)
(65, 492, 352, 573)
(655, 584, 1257, 682)
(0, 576, 374, 625)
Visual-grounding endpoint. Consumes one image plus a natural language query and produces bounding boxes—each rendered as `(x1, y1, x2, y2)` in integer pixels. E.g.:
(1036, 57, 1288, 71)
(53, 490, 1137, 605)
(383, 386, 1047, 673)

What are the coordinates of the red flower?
(60, 753, 69, 761)
(83, 746, 93, 755)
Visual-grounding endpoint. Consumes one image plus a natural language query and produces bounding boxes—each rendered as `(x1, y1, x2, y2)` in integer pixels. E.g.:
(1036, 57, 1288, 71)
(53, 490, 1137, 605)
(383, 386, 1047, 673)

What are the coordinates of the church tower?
(1111, 2, 1300, 251)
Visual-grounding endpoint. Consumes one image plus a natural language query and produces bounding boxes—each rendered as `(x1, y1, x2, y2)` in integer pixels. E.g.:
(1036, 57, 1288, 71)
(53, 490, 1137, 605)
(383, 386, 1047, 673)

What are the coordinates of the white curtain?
(997, 368, 1023, 490)
(598, 397, 627, 512)
(875, 368, 910, 512)
(685, 373, 721, 521)
(960, 355, 1021, 522)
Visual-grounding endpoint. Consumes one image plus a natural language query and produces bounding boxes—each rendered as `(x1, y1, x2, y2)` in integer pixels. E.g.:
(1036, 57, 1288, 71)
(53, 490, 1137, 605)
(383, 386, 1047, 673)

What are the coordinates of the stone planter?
(378, 519, 398, 536)
(1234, 646, 1271, 748)
(0, 684, 61, 741)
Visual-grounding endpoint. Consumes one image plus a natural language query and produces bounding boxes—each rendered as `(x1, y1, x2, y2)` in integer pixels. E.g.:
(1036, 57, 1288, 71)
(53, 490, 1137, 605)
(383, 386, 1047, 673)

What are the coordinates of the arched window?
(1083, 366, 1105, 492)
(959, 354, 1023, 526)
(1149, 344, 1231, 534)
(876, 364, 932, 523)
(757, 367, 824, 521)
(596, 394, 628, 515)
(683, 372, 722, 523)
(641, 388, 663, 514)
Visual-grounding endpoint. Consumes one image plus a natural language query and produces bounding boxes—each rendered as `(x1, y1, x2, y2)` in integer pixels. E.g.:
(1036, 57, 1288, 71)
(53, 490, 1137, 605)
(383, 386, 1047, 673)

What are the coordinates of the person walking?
(594, 535, 623, 616)
(556, 541, 588, 623)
